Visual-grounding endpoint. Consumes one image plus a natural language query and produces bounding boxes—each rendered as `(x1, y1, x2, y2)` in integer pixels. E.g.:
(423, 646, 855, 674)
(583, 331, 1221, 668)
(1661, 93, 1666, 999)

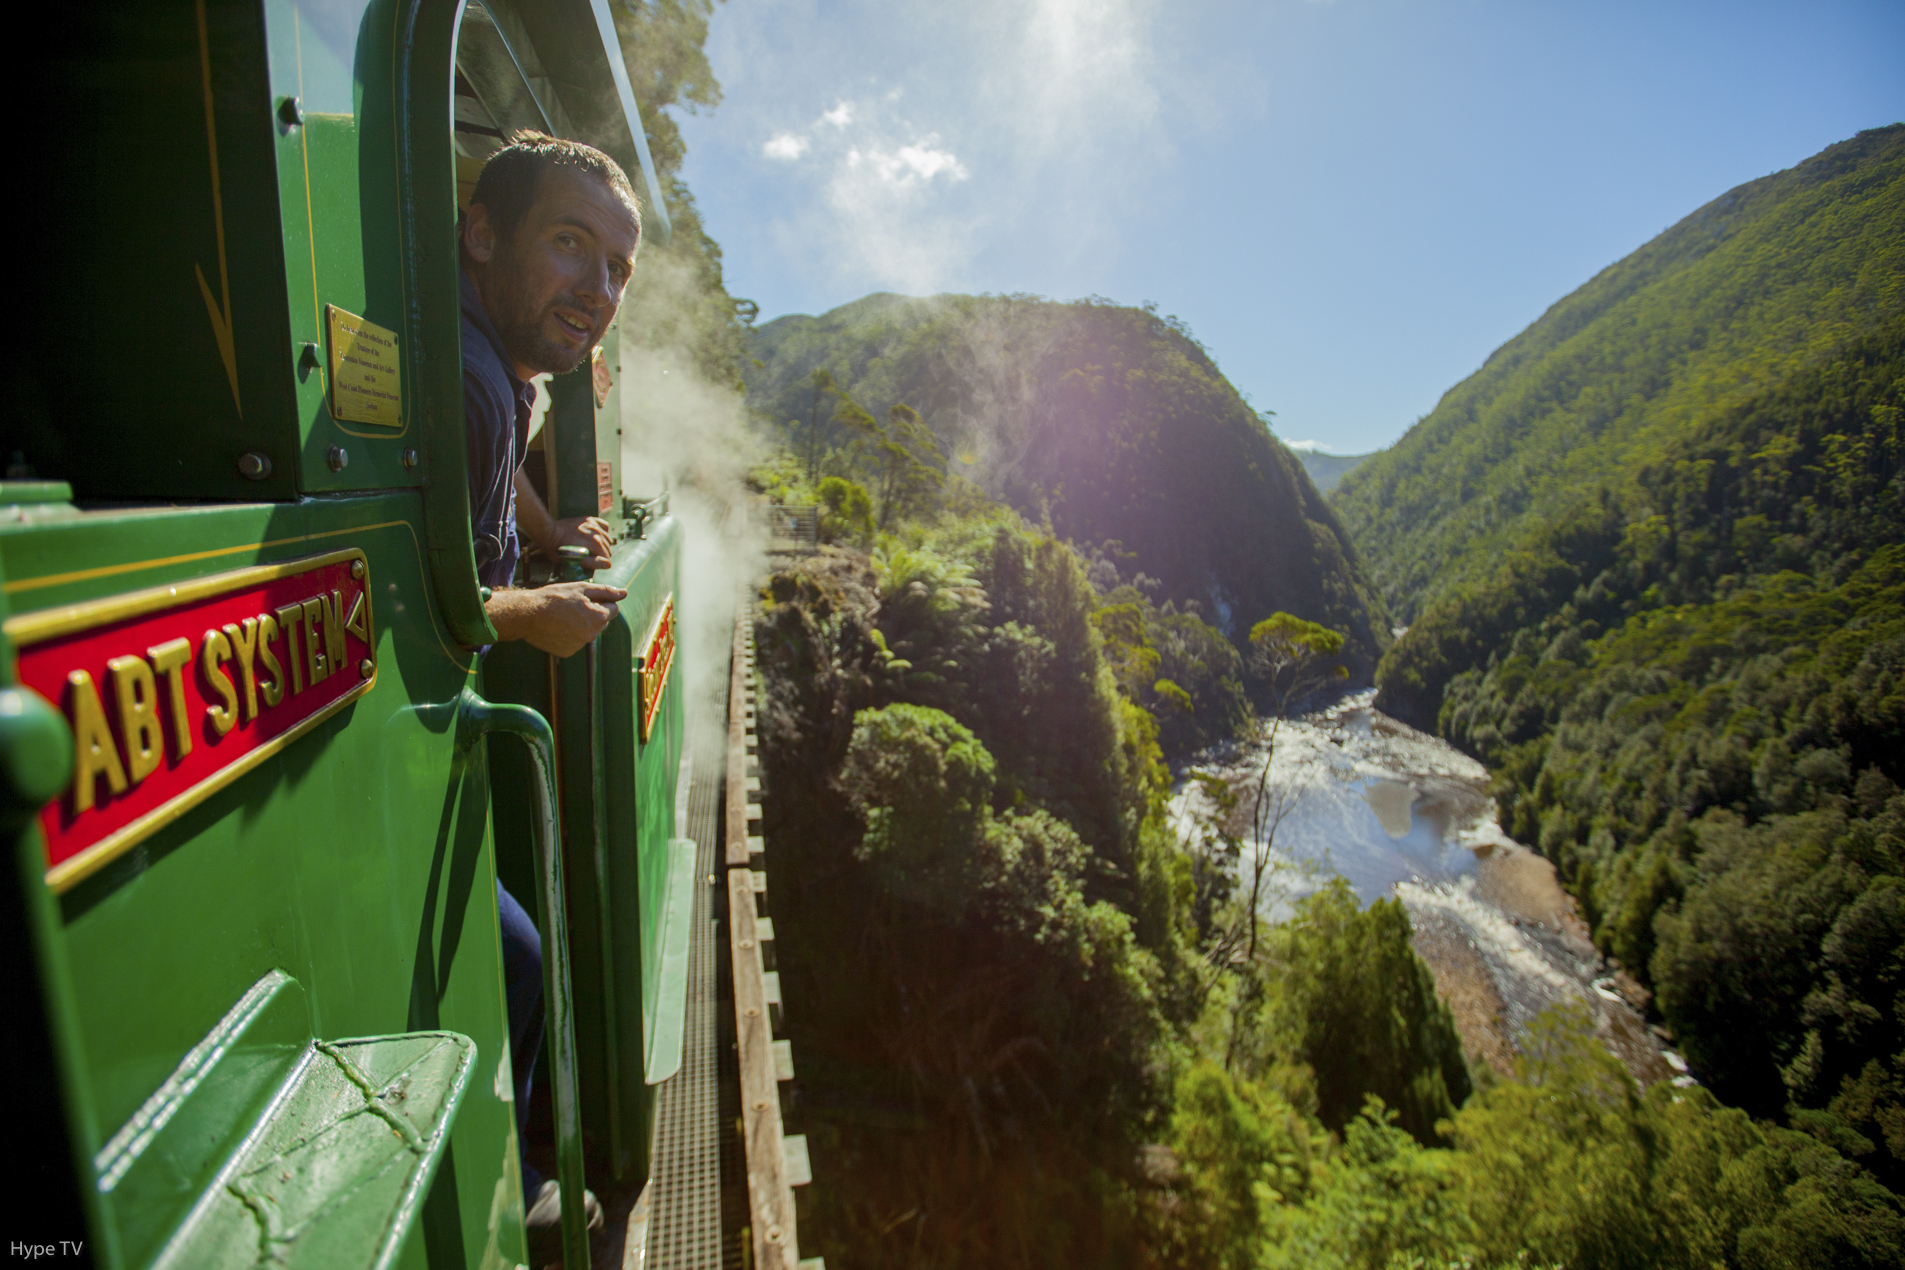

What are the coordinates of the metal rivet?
(277, 95, 303, 129)
(738, 939, 754, 950)
(359, 658, 374, 679)
(401, 448, 420, 470)
(766, 1225, 784, 1244)
(744, 1007, 759, 1018)
(328, 445, 349, 472)
(351, 559, 366, 580)
(237, 452, 272, 481)
(753, 1100, 768, 1112)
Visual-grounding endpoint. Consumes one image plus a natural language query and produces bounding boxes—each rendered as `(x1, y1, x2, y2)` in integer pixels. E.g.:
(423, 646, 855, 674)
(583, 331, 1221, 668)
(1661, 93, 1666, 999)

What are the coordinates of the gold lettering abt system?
(638, 595, 677, 745)
(7, 549, 377, 890)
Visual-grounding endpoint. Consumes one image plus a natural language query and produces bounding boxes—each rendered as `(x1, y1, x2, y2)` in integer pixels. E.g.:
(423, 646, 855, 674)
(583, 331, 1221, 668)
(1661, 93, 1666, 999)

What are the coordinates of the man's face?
(465, 167, 639, 380)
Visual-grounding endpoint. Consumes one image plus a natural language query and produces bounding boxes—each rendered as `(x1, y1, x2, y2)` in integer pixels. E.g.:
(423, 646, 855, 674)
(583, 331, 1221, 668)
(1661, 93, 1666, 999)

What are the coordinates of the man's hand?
(514, 470, 613, 570)
(549, 515, 614, 571)
(486, 582, 629, 658)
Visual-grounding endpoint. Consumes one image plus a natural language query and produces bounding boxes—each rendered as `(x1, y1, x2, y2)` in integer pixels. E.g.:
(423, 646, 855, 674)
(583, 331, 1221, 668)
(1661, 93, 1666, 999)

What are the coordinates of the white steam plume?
(618, 253, 767, 715)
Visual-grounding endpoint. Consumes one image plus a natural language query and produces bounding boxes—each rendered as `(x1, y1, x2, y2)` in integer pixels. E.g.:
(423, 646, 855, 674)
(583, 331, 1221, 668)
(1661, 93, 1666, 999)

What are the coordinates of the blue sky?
(674, 0, 1905, 455)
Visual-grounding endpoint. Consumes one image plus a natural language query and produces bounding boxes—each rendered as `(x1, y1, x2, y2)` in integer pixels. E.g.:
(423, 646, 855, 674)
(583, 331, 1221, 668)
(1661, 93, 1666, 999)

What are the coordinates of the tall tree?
(1233, 613, 1348, 963)
(610, 0, 752, 387)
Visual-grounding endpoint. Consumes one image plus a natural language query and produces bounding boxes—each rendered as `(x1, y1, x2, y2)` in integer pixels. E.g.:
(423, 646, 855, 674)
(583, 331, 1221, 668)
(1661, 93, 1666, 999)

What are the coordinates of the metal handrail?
(766, 504, 818, 552)
(457, 689, 590, 1270)
(623, 492, 670, 540)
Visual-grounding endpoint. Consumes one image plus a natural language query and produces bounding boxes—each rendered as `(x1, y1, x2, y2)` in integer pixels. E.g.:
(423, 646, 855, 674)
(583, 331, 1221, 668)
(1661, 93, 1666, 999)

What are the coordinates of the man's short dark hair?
(467, 134, 642, 246)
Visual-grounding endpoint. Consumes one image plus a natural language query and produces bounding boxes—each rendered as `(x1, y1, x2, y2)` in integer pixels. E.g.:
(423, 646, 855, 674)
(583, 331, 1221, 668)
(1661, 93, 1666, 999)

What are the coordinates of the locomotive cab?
(4, 3, 689, 1266)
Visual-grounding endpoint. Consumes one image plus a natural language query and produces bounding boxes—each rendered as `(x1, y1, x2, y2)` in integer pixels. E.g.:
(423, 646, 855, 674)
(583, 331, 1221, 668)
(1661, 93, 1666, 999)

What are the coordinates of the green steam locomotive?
(4, 2, 694, 1265)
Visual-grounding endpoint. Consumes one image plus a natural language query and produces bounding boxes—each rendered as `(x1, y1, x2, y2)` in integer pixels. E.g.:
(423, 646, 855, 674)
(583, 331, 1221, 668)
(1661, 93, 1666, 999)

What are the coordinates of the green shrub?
(1264, 880, 1471, 1145)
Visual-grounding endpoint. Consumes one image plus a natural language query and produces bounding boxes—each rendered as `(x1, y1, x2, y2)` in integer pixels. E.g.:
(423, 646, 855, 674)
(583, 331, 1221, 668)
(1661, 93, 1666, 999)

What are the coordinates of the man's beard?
(488, 265, 593, 377)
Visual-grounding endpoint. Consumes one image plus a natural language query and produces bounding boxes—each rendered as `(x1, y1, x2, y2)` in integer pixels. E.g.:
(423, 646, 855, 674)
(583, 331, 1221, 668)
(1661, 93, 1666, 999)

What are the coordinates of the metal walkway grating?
(643, 678, 730, 1269)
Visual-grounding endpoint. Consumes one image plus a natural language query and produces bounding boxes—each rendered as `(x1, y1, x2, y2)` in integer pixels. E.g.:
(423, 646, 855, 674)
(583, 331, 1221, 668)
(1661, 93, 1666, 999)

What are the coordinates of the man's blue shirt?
(461, 270, 537, 590)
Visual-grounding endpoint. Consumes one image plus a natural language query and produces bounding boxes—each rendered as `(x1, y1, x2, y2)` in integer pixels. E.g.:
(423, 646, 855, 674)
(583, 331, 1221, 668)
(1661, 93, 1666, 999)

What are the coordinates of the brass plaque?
(326, 305, 403, 427)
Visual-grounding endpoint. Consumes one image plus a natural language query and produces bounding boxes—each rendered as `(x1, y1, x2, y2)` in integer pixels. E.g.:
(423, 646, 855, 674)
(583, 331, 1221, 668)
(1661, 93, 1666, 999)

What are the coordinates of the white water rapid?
(1170, 690, 1687, 1085)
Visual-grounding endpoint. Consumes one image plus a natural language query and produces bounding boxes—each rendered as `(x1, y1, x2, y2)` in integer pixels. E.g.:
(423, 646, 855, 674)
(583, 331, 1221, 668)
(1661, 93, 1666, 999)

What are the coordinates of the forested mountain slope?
(1448, 320, 1904, 1150)
(1293, 448, 1376, 494)
(737, 138, 1905, 1261)
(1330, 125, 1905, 1186)
(744, 295, 1390, 675)
(1336, 125, 1903, 683)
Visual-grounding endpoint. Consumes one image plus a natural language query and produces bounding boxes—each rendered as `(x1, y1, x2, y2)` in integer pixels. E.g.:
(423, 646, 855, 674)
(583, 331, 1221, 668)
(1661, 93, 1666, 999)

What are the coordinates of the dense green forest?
(744, 293, 1391, 679)
(1433, 308, 1905, 1181)
(624, 9, 1904, 1257)
(729, 126, 1905, 1267)
(1337, 124, 1903, 691)
(1320, 126, 1905, 1226)
(751, 455, 1900, 1266)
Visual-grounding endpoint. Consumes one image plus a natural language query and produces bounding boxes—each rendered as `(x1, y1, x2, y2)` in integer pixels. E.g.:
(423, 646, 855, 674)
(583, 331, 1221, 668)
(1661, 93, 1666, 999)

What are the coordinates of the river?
(1171, 690, 1690, 1087)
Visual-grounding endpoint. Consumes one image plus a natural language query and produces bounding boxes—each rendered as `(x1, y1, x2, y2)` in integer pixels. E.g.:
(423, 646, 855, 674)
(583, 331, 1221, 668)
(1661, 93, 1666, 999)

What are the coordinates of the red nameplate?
(7, 549, 377, 891)
(638, 594, 676, 744)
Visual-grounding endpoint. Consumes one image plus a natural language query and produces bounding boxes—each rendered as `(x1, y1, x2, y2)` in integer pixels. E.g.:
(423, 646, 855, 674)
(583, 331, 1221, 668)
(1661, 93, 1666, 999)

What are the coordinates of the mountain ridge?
(742, 293, 1392, 676)
(1328, 125, 1905, 1182)
(1335, 124, 1905, 651)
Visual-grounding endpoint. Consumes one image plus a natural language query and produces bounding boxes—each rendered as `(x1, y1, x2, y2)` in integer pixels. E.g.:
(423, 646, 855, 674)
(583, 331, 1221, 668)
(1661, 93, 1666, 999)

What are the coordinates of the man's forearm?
(484, 580, 629, 658)
(484, 585, 537, 645)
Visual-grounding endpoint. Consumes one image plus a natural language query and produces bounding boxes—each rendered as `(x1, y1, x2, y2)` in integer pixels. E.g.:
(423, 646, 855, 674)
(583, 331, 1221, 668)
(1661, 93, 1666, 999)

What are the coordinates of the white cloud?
(1283, 438, 1322, 451)
(820, 100, 855, 127)
(846, 138, 969, 188)
(897, 142, 967, 181)
(761, 132, 809, 161)
(817, 133, 975, 291)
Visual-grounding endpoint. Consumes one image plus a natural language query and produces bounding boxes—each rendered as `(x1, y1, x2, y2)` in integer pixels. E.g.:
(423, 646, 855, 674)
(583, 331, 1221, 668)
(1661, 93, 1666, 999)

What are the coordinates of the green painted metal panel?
(1, 496, 526, 1269)
(554, 605, 621, 1171)
(604, 519, 683, 1173)
(0, 548, 104, 1262)
(17, 0, 301, 502)
(642, 837, 697, 1085)
(595, 586, 644, 1155)
(14, 0, 496, 643)
(98, 971, 312, 1266)
(262, 0, 422, 495)
(480, 515, 682, 1184)
(595, 518, 686, 1106)
(155, 1028, 477, 1269)
(10, 0, 695, 1261)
